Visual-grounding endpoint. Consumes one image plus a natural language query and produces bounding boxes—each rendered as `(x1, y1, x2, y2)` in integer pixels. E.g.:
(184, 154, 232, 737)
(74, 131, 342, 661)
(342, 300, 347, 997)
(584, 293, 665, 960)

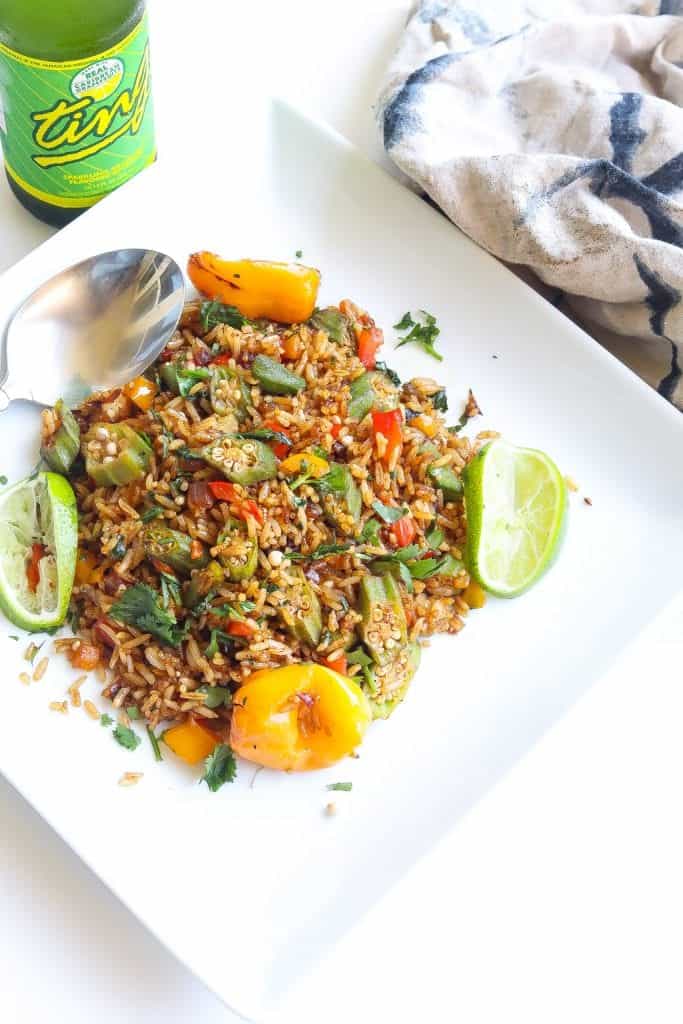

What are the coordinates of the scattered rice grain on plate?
(33, 657, 49, 682)
(118, 772, 143, 787)
(83, 700, 100, 720)
(18, 672, 30, 686)
(49, 700, 68, 714)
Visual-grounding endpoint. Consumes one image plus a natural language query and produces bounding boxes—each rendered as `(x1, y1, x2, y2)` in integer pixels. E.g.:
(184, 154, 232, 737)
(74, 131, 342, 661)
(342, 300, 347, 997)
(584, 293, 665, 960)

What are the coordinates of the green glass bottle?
(0, 0, 155, 226)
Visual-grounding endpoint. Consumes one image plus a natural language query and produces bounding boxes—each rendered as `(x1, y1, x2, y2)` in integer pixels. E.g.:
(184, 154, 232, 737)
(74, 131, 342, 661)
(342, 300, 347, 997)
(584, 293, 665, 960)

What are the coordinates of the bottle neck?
(0, 1, 146, 62)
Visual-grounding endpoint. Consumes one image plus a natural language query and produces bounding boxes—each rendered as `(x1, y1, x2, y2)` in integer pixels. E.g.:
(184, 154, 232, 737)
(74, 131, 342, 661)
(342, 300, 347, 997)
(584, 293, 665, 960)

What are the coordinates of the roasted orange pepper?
(123, 376, 157, 411)
(230, 663, 371, 771)
(188, 253, 321, 324)
(164, 717, 220, 765)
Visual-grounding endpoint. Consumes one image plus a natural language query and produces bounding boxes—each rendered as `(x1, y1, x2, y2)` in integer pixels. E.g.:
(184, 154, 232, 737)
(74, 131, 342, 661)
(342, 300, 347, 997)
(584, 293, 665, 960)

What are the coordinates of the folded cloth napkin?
(377, 1, 683, 408)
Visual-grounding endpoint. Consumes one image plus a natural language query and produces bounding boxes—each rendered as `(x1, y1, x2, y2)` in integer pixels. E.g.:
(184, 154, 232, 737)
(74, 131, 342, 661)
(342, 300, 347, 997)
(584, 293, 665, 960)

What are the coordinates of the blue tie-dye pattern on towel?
(377, 1, 683, 407)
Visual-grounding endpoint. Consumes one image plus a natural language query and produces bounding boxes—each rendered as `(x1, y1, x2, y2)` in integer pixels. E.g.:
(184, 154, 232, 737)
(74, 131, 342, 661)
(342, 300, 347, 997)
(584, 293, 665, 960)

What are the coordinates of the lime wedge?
(463, 440, 567, 598)
(0, 472, 78, 631)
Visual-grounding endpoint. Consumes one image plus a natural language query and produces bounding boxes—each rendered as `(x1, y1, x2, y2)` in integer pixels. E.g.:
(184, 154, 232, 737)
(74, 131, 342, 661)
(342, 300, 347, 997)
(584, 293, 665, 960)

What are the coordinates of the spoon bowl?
(1, 249, 185, 409)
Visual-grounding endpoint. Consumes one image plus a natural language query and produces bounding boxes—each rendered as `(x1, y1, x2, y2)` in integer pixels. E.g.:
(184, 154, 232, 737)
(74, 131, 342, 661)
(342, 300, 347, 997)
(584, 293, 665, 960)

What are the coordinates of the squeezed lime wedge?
(463, 440, 567, 598)
(0, 472, 78, 631)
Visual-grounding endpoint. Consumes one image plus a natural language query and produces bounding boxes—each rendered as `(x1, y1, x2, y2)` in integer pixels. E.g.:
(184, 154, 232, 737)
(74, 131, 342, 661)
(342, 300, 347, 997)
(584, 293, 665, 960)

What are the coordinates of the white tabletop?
(2, 3, 681, 1022)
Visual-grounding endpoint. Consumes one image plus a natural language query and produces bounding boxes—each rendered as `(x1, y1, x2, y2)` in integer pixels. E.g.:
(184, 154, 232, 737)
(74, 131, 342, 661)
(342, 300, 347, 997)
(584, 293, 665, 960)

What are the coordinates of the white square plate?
(0, 98, 681, 1022)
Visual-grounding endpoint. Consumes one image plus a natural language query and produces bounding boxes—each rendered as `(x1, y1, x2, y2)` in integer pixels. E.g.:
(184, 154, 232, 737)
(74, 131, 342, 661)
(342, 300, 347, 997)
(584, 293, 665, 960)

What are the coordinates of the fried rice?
(47, 296, 484, 738)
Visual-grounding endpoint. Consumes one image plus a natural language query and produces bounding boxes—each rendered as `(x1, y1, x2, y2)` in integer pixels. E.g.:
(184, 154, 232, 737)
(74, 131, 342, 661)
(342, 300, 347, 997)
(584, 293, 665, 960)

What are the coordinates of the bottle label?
(0, 14, 155, 209)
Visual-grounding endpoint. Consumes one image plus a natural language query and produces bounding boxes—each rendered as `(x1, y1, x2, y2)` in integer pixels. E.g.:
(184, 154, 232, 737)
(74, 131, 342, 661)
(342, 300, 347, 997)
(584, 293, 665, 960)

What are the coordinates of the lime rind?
(0, 472, 77, 631)
(463, 440, 567, 598)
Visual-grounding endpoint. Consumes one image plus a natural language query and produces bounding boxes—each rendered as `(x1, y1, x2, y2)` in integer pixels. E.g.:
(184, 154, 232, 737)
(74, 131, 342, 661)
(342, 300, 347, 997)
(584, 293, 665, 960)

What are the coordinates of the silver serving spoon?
(0, 249, 185, 410)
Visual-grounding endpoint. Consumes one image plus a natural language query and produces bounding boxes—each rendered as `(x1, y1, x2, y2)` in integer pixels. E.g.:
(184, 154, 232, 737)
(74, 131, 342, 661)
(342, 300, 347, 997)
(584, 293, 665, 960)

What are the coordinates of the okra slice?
(358, 573, 408, 666)
(198, 434, 277, 484)
(321, 464, 362, 534)
(183, 560, 225, 609)
(368, 641, 421, 719)
(348, 371, 399, 421)
(215, 516, 258, 581)
(143, 523, 208, 575)
(209, 365, 250, 419)
(277, 568, 322, 646)
(40, 399, 80, 475)
(83, 423, 151, 486)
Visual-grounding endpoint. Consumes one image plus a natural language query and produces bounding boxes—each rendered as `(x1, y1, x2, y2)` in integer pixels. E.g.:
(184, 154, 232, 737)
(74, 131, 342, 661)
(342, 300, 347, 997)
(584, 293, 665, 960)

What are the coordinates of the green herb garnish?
(425, 526, 444, 548)
(431, 389, 448, 413)
(126, 706, 141, 720)
(360, 519, 382, 545)
(100, 713, 114, 727)
(112, 723, 141, 751)
(111, 583, 188, 647)
(146, 725, 163, 762)
(175, 366, 211, 399)
(200, 684, 232, 709)
(236, 429, 293, 449)
(295, 249, 303, 259)
(286, 543, 354, 562)
(140, 505, 164, 523)
(371, 500, 407, 524)
(374, 361, 401, 386)
(201, 743, 237, 792)
(346, 647, 373, 667)
(326, 781, 352, 792)
(159, 570, 181, 610)
(0, 475, 8, 486)
(200, 300, 251, 332)
(394, 310, 443, 362)
(204, 628, 233, 659)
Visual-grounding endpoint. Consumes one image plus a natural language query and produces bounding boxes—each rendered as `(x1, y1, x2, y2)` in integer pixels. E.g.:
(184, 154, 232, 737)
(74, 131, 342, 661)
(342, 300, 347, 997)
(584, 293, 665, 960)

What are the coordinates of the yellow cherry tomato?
(279, 451, 329, 479)
(164, 717, 220, 765)
(230, 663, 372, 771)
(187, 253, 320, 324)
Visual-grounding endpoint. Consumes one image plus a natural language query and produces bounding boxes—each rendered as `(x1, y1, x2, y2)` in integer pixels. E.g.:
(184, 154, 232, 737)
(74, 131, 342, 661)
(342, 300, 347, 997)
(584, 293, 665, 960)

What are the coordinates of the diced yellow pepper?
(164, 718, 220, 765)
(463, 580, 486, 609)
(279, 452, 329, 479)
(412, 414, 439, 438)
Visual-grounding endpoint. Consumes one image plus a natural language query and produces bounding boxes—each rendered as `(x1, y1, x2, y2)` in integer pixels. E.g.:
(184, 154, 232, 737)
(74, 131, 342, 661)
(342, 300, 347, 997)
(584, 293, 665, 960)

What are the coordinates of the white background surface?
(1, 3, 681, 1022)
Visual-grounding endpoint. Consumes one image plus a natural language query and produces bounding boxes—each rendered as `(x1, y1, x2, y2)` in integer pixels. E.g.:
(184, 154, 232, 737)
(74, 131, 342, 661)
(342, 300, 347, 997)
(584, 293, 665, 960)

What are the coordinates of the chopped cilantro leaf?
(111, 583, 188, 647)
(0, 475, 8, 486)
(295, 249, 303, 259)
(113, 723, 141, 751)
(374, 361, 401, 386)
(236, 429, 292, 449)
(425, 526, 444, 548)
(326, 781, 352, 792)
(286, 543, 354, 562)
(394, 310, 443, 362)
(201, 743, 237, 792)
(431, 389, 448, 413)
(126, 706, 141, 720)
(100, 713, 114, 727)
(200, 300, 251, 332)
(371, 500, 406, 524)
(360, 518, 382, 545)
(200, 685, 232, 709)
